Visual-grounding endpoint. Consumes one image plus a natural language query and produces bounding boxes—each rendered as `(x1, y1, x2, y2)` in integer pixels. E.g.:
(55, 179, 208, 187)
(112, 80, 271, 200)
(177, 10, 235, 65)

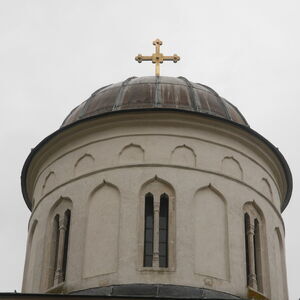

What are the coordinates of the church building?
(2, 40, 293, 300)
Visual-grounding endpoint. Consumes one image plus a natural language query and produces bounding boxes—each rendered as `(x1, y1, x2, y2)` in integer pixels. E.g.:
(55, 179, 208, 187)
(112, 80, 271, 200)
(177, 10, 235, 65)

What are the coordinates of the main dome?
(61, 76, 248, 127)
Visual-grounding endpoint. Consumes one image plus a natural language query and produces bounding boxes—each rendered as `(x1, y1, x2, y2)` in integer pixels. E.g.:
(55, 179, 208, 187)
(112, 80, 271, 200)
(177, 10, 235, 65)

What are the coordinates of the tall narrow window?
(254, 219, 263, 292)
(244, 213, 250, 286)
(54, 214, 60, 273)
(44, 198, 72, 291)
(140, 178, 174, 270)
(243, 204, 265, 294)
(62, 210, 71, 281)
(144, 193, 154, 267)
(159, 193, 169, 268)
(49, 209, 72, 288)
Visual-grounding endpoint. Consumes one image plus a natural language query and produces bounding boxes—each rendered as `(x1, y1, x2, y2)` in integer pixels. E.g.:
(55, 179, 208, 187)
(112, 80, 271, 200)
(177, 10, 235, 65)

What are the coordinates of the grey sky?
(0, 0, 299, 298)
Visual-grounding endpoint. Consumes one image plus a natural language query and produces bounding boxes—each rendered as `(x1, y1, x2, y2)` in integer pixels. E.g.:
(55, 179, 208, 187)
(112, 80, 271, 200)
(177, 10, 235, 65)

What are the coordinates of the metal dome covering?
(61, 76, 249, 128)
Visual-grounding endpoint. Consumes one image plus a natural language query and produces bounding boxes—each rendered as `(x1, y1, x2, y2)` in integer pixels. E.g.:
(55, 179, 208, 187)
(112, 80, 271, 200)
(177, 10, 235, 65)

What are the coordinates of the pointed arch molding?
(140, 175, 175, 197)
(42, 171, 56, 195)
(119, 143, 145, 164)
(74, 153, 95, 176)
(260, 178, 273, 201)
(171, 144, 196, 167)
(221, 156, 243, 180)
(49, 196, 73, 216)
(193, 184, 229, 280)
(83, 180, 120, 278)
(243, 200, 265, 222)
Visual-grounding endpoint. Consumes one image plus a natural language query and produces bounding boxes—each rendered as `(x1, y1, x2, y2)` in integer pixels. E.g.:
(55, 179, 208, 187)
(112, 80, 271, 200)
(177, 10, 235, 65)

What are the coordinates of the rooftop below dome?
(61, 76, 248, 128)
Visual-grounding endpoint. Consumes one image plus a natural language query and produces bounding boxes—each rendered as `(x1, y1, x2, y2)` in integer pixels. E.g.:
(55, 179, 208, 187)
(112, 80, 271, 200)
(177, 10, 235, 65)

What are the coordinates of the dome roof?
(61, 76, 248, 128)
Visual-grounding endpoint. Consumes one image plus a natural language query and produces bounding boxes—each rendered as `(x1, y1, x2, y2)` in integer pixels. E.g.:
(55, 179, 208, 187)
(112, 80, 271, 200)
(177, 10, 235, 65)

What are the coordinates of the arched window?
(140, 178, 175, 270)
(62, 209, 71, 282)
(144, 193, 154, 267)
(143, 192, 169, 268)
(244, 213, 250, 285)
(52, 209, 71, 286)
(51, 215, 60, 285)
(45, 199, 72, 290)
(254, 219, 263, 292)
(159, 193, 169, 268)
(243, 204, 265, 294)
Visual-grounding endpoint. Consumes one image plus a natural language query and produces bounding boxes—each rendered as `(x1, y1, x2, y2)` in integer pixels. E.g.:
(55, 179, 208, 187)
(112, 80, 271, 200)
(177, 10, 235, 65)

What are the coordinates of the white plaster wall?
(22, 112, 289, 299)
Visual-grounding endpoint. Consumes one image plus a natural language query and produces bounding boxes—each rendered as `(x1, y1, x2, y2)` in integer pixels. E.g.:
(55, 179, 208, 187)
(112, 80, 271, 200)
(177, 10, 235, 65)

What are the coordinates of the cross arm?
(135, 54, 152, 63)
(163, 54, 180, 63)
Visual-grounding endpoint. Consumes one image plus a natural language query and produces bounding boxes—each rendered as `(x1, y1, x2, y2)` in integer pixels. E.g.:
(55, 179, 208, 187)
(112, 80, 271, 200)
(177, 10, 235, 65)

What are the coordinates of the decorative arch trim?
(74, 153, 95, 168)
(243, 200, 265, 223)
(43, 171, 55, 187)
(89, 179, 120, 200)
(84, 180, 120, 278)
(193, 183, 226, 203)
(193, 184, 229, 280)
(119, 143, 145, 164)
(260, 178, 273, 201)
(42, 171, 56, 195)
(171, 144, 196, 157)
(170, 144, 196, 167)
(49, 196, 73, 216)
(221, 156, 243, 180)
(74, 153, 95, 177)
(140, 175, 175, 197)
(119, 143, 145, 156)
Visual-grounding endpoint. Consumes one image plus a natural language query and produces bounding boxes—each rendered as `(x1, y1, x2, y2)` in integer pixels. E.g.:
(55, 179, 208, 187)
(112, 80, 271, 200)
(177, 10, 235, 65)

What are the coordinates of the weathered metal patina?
(61, 76, 248, 128)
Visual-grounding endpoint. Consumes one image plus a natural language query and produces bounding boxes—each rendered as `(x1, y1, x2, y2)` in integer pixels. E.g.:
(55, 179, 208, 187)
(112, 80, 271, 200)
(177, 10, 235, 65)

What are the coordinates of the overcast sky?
(0, 0, 299, 299)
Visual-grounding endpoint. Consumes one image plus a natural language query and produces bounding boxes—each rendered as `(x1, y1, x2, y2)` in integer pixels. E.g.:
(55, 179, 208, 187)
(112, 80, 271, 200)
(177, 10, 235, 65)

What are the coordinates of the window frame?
(43, 198, 72, 292)
(243, 202, 267, 296)
(138, 178, 175, 272)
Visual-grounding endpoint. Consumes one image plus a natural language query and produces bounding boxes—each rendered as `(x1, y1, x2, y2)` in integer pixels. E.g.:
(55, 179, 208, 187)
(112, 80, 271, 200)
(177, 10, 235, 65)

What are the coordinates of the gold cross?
(135, 39, 180, 76)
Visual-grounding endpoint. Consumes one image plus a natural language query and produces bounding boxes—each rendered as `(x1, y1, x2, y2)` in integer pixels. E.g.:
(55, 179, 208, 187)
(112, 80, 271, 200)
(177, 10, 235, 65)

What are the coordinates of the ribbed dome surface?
(61, 76, 248, 127)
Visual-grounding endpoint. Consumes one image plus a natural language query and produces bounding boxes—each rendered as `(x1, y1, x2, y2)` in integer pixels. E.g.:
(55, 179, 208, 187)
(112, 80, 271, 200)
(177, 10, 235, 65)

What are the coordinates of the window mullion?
(54, 214, 67, 285)
(246, 216, 258, 290)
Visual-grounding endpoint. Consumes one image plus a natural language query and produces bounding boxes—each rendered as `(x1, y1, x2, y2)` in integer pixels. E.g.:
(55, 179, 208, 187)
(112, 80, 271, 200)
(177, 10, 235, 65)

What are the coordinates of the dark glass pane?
(160, 257, 167, 268)
(159, 216, 168, 229)
(159, 230, 167, 242)
(144, 256, 152, 267)
(52, 214, 60, 286)
(146, 229, 153, 241)
(254, 219, 263, 292)
(244, 213, 250, 286)
(159, 194, 169, 268)
(62, 210, 71, 282)
(144, 193, 154, 267)
(145, 215, 153, 227)
(145, 243, 153, 255)
(159, 243, 167, 254)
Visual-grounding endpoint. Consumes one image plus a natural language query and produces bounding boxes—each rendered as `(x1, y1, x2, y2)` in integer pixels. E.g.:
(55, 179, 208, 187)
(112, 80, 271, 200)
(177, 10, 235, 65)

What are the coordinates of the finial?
(135, 39, 180, 76)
